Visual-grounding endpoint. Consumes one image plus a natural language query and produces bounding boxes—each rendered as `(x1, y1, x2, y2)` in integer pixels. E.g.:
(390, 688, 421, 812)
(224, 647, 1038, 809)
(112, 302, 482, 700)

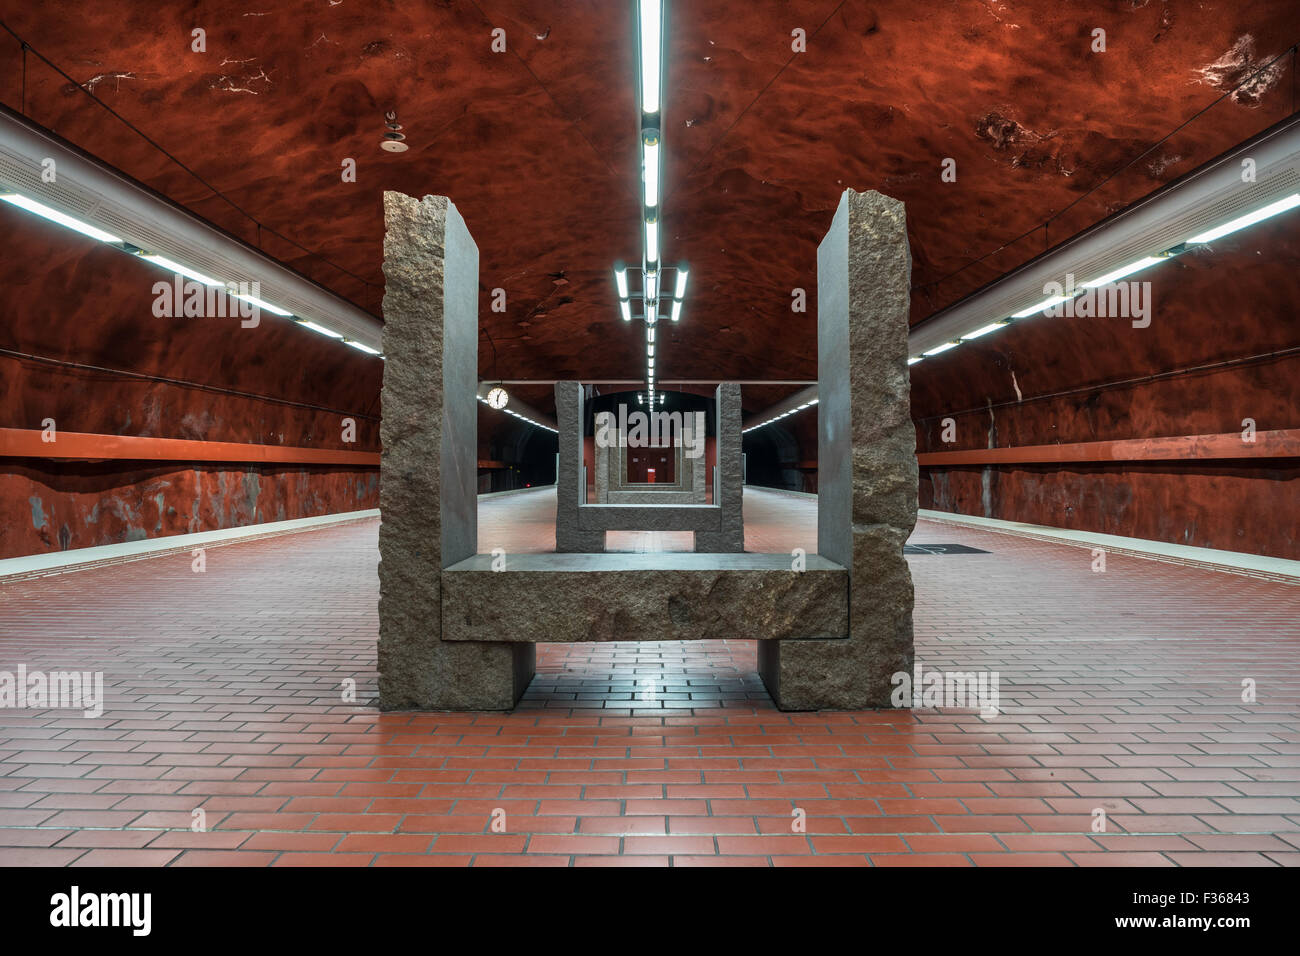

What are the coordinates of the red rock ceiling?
(0, 0, 1297, 409)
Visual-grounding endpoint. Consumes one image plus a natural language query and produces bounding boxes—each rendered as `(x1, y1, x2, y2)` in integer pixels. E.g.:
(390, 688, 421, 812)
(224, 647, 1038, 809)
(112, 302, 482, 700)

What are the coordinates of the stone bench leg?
(377, 191, 533, 710)
(758, 189, 917, 710)
(554, 381, 607, 552)
(758, 528, 913, 709)
(694, 383, 744, 552)
(379, 611, 534, 711)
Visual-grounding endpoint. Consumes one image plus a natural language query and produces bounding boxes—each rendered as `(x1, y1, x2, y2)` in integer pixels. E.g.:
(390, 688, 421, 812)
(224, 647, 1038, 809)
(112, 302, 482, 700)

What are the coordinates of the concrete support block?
(759, 189, 917, 709)
(377, 191, 533, 709)
(555, 381, 605, 552)
(595, 432, 610, 502)
(694, 383, 744, 553)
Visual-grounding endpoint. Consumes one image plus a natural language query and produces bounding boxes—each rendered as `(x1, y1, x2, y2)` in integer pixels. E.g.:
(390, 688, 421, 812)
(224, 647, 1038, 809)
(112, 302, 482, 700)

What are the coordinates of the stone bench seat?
(442, 552, 848, 644)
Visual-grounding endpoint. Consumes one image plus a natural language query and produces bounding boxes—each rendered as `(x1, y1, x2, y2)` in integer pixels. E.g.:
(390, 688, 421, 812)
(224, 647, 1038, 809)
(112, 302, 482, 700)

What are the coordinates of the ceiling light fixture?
(908, 116, 1300, 363)
(297, 319, 344, 339)
(475, 393, 557, 433)
(638, 0, 662, 115)
(1010, 295, 1069, 319)
(1081, 255, 1168, 288)
(643, 134, 660, 209)
(137, 252, 224, 287)
(741, 393, 820, 434)
(922, 341, 959, 356)
(344, 339, 381, 355)
(0, 194, 312, 331)
(609, 0, 678, 392)
(232, 292, 293, 317)
(645, 218, 660, 266)
(1187, 192, 1300, 244)
(961, 321, 1009, 340)
(0, 192, 122, 243)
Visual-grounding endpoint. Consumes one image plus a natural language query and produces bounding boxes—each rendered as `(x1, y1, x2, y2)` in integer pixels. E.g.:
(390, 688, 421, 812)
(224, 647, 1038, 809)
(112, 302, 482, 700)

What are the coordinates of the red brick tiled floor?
(1, 487, 1297, 866)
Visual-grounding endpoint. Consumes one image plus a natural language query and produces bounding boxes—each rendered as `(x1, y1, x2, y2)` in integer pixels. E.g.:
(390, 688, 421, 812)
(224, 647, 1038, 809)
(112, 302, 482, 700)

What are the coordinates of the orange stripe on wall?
(917, 428, 1300, 466)
(0, 428, 380, 466)
(3, 427, 1295, 469)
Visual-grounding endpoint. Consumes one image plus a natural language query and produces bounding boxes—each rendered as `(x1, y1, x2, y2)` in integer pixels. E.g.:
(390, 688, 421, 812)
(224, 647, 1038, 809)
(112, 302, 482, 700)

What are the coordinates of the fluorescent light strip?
(476, 395, 557, 433)
(961, 321, 1007, 340)
(1011, 294, 1070, 319)
(743, 397, 819, 433)
(1081, 256, 1165, 288)
(643, 138, 660, 208)
(142, 254, 292, 319)
(0, 194, 392, 363)
(1188, 193, 1300, 244)
(922, 341, 958, 356)
(614, 266, 629, 299)
(138, 253, 223, 287)
(619, 299, 632, 322)
(297, 319, 343, 339)
(916, 192, 1300, 363)
(639, 0, 662, 115)
(0, 193, 123, 243)
(670, 299, 681, 322)
(645, 219, 659, 264)
(645, 272, 658, 300)
(233, 292, 293, 316)
(674, 267, 688, 298)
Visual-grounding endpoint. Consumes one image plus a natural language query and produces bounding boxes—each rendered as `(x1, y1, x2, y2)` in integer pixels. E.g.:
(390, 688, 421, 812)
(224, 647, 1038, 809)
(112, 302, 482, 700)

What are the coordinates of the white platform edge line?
(3, 487, 563, 581)
(742, 484, 818, 499)
(478, 484, 556, 500)
(1, 509, 381, 581)
(919, 509, 1300, 583)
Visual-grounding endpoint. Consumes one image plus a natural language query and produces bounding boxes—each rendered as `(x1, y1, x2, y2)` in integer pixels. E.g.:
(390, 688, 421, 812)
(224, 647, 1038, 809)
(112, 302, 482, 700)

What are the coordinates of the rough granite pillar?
(377, 191, 534, 710)
(555, 381, 605, 551)
(694, 383, 744, 552)
(758, 189, 917, 709)
(595, 430, 610, 502)
(690, 426, 706, 501)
